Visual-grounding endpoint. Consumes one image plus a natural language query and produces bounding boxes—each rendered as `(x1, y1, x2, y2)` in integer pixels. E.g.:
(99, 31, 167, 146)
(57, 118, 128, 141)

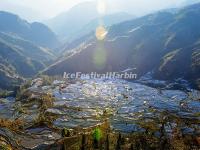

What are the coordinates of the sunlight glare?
(95, 26, 107, 40)
(97, 0, 106, 15)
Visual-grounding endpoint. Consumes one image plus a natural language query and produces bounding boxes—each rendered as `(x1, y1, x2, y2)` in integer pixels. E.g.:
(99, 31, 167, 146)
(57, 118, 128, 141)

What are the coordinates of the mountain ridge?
(0, 11, 60, 49)
(45, 1, 135, 43)
(44, 3, 200, 89)
(0, 12, 59, 90)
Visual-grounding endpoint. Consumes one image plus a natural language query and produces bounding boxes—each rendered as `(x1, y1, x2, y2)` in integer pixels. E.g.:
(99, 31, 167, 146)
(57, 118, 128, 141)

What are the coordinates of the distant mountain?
(181, 0, 200, 6)
(45, 2, 134, 42)
(45, 2, 98, 40)
(44, 3, 200, 89)
(68, 12, 134, 42)
(56, 12, 134, 54)
(0, 11, 60, 49)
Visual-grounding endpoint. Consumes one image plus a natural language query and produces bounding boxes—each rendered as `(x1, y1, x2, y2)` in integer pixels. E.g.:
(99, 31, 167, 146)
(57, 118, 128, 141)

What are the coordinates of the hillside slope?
(0, 11, 60, 90)
(44, 3, 200, 89)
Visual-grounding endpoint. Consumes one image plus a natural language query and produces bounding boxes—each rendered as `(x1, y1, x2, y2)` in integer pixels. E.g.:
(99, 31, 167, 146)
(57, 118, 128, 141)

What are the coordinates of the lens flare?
(93, 42, 107, 70)
(97, 0, 106, 15)
(93, 48, 106, 69)
(95, 26, 107, 40)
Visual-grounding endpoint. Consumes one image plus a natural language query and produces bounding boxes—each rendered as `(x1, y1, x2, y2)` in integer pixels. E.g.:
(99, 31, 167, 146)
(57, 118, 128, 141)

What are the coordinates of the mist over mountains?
(0, 5, 134, 90)
(45, 2, 134, 42)
(44, 3, 200, 89)
(0, 1, 200, 149)
(1, 0, 200, 21)
(0, 1, 200, 90)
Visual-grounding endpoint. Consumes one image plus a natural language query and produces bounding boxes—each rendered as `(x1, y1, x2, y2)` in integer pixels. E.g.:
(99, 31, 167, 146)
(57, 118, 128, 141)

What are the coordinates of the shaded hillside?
(44, 3, 200, 88)
(0, 32, 55, 63)
(0, 11, 59, 90)
(0, 41, 42, 76)
(0, 32, 55, 89)
(0, 61, 23, 90)
(155, 44, 200, 89)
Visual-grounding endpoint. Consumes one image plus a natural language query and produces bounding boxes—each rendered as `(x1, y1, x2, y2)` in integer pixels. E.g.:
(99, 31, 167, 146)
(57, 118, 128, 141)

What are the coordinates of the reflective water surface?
(0, 78, 199, 149)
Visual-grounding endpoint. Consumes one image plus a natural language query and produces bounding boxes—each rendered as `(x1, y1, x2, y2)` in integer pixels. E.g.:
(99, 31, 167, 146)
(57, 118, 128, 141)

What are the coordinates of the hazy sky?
(0, 0, 193, 21)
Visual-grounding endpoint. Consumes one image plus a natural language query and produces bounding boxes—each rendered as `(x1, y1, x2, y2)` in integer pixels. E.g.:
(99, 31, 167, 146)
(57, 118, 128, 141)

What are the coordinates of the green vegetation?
(93, 128, 102, 141)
